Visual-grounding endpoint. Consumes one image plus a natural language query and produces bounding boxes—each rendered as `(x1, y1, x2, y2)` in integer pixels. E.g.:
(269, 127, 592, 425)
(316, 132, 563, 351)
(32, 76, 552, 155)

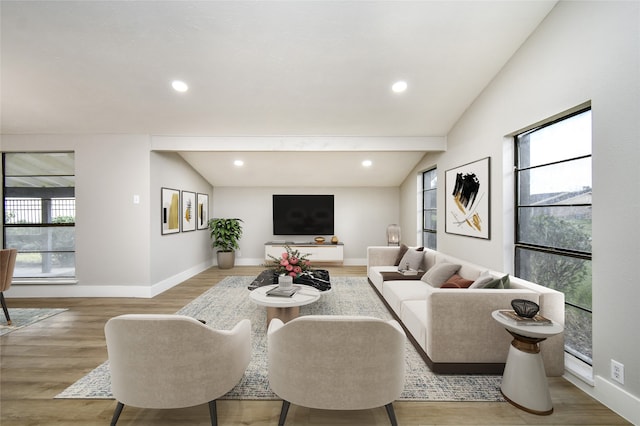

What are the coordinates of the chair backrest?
(268, 315, 406, 410)
(0, 249, 18, 292)
(105, 314, 251, 409)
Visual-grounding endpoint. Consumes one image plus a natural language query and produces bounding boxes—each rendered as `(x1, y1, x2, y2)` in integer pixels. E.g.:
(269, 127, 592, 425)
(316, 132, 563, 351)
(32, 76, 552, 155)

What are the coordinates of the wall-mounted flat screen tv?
(273, 194, 334, 235)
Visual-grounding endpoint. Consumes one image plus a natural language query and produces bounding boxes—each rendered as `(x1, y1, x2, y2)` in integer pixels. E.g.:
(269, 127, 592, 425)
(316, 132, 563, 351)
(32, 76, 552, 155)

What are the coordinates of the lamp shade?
(387, 224, 401, 246)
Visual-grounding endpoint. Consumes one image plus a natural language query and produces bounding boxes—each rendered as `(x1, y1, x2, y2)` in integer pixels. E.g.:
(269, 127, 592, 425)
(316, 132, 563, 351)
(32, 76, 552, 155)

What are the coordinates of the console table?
(265, 242, 344, 263)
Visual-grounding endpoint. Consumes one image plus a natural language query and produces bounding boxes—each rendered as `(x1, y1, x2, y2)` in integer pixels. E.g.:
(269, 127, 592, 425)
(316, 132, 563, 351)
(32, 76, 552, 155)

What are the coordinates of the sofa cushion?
(440, 274, 474, 288)
(381, 281, 430, 315)
(482, 274, 510, 289)
(381, 271, 426, 281)
(421, 262, 461, 287)
(393, 244, 410, 266)
(468, 270, 493, 288)
(398, 247, 424, 271)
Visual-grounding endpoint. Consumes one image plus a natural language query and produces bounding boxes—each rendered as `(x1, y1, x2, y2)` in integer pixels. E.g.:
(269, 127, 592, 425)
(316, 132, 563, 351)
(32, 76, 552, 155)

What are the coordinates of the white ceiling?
(0, 1, 557, 187)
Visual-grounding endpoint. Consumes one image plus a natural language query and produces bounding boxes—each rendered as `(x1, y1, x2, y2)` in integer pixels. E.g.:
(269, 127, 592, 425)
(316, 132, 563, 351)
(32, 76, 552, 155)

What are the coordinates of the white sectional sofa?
(367, 246, 565, 375)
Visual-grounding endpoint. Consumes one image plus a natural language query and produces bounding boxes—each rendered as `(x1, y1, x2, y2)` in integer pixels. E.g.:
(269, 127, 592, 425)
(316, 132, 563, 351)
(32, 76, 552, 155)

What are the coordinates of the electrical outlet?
(611, 360, 624, 385)
(236, 250, 242, 258)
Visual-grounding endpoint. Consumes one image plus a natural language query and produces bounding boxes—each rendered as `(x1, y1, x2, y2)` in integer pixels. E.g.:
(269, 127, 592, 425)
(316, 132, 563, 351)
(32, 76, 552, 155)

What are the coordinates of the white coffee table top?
(491, 310, 563, 339)
(249, 284, 321, 308)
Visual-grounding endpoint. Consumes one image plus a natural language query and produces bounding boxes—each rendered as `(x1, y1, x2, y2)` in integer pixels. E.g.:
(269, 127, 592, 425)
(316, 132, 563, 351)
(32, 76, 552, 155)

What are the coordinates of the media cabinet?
(265, 242, 344, 264)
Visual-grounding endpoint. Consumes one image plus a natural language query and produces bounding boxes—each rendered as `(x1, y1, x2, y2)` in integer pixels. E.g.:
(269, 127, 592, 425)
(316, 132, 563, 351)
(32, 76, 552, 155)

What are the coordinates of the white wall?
(1, 136, 213, 297)
(211, 186, 399, 265)
(401, 2, 639, 422)
(149, 152, 213, 294)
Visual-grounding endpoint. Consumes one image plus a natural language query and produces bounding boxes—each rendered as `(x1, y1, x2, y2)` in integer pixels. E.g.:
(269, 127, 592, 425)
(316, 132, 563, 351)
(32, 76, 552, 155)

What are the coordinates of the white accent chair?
(0, 248, 18, 325)
(267, 315, 406, 425)
(104, 314, 251, 426)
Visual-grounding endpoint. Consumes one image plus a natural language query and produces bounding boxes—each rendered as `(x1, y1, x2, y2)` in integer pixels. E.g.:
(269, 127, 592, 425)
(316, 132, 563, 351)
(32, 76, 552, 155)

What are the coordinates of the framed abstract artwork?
(181, 191, 196, 232)
(196, 193, 209, 230)
(445, 157, 491, 239)
(161, 187, 180, 235)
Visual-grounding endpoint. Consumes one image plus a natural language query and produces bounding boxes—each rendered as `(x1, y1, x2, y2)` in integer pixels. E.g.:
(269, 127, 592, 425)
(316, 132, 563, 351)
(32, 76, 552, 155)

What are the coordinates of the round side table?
(250, 284, 321, 326)
(491, 310, 563, 415)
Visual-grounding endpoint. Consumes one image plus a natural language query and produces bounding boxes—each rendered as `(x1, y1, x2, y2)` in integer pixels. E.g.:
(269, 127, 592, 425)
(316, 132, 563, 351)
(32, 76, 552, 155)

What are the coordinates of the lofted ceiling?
(0, 1, 557, 187)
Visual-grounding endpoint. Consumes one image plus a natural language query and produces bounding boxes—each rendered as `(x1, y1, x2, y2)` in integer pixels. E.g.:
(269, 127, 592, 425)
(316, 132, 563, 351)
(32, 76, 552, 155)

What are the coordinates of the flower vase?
(278, 275, 293, 291)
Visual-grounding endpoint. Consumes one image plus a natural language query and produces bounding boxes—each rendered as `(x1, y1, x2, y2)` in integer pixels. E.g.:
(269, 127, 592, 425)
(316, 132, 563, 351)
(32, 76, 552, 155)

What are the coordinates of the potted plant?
(207, 218, 243, 269)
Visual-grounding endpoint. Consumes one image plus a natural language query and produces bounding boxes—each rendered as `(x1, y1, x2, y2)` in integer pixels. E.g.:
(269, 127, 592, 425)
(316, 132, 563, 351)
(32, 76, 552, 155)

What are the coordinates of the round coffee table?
(492, 310, 564, 415)
(250, 284, 321, 325)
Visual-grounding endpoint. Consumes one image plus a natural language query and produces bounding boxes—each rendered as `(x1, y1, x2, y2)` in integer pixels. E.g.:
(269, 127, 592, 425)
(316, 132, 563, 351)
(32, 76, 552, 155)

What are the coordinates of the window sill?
(565, 352, 594, 386)
(12, 278, 78, 285)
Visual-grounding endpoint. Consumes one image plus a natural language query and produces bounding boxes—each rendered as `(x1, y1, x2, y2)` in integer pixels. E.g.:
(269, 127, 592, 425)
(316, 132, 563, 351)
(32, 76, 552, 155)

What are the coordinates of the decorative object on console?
(511, 299, 540, 318)
(314, 236, 325, 244)
(331, 236, 339, 244)
(265, 245, 312, 278)
(445, 157, 490, 240)
(207, 218, 244, 269)
(387, 224, 401, 245)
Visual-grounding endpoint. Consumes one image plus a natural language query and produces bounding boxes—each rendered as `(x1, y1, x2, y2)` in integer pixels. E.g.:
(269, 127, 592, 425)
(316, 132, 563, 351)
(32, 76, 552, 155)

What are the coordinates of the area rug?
(56, 276, 504, 401)
(0, 308, 68, 336)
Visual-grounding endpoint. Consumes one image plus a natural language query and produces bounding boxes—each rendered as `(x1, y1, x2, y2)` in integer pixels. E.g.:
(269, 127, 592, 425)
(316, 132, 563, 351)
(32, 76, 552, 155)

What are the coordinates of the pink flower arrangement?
(267, 245, 312, 277)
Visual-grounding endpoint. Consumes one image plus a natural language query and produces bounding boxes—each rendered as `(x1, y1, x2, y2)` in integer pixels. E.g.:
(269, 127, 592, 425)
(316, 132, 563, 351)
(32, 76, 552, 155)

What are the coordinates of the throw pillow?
(393, 244, 410, 266)
(441, 273, 474, 289)
(482, 274, 511, 289)
(421, 263, 462, 287)
(398, 247, 425, 271)
(469, 271, 493, 289)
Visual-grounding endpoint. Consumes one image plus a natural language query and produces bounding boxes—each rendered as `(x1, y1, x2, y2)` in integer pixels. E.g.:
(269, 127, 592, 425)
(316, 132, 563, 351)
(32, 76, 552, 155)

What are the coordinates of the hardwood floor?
(0, 265, 630, 425)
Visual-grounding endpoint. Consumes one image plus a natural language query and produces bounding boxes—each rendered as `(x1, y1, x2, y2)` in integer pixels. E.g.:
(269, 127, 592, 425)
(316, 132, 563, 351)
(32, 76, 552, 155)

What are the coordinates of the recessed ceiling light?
(391, 80, 408, 93)
(234, 160, 244, 167)
(171, 80, 189, 92)
(362, 160, 372, 167)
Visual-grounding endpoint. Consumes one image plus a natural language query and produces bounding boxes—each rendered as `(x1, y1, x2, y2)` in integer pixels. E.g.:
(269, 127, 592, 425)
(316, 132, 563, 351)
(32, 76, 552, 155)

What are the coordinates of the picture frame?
(161, 187, 180, 235)
(181, 191, 196, 232)
(196, 193, 209, 230)
(445, 157, 490, 239)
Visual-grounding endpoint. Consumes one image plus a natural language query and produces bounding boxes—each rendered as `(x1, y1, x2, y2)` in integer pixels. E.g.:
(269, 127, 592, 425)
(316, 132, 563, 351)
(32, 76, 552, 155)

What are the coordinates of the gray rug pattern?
(0, 308, 68, 336)
(56, 276, 504, 401)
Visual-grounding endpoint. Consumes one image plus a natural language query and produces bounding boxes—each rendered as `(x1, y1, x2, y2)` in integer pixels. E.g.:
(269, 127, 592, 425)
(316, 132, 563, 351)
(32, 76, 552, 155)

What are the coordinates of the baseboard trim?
(5, 260, 213, 298)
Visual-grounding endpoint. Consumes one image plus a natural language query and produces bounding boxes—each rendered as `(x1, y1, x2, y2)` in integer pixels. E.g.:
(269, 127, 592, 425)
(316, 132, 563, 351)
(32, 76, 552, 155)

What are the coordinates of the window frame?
(3, 152, 76, 280)
(422, 167, 437, 249)
(514, 107, 592, 365)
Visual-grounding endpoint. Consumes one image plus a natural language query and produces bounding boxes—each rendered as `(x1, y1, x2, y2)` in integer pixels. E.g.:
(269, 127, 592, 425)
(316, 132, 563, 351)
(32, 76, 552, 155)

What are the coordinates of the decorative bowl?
(314, 236, 325, 244)
(511, 299, 539, 318)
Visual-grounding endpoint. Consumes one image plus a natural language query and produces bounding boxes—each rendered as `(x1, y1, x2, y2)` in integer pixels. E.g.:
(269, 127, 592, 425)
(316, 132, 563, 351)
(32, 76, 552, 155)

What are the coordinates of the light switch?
(133, 195, 140, 204)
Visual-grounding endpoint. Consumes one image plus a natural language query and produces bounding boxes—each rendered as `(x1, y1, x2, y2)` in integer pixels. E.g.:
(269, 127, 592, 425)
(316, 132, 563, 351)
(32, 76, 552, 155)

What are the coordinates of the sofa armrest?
(367, 246, 400, 275)
(425, 288, 540, 363)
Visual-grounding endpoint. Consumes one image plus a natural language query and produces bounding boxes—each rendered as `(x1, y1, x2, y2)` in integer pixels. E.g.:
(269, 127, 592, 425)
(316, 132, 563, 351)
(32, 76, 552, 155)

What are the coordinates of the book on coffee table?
(266, 286, 299, 298)
(498, 310, 552, 326)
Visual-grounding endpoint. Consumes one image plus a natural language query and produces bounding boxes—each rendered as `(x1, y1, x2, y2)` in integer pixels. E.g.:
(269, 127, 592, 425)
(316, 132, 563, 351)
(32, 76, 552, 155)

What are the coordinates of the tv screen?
(273, 194, 334, 235)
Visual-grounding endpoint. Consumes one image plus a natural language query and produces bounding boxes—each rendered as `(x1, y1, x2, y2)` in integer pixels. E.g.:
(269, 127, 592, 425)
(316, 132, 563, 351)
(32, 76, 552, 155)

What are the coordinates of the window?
(3, 152, 76, 279)
(422, 168, 437, 249)
(515, 109, 592, 365)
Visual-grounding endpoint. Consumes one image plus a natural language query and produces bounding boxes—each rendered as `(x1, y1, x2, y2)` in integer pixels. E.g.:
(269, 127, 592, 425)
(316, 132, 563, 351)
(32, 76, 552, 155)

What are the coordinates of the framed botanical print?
(181, 191, 196, 232)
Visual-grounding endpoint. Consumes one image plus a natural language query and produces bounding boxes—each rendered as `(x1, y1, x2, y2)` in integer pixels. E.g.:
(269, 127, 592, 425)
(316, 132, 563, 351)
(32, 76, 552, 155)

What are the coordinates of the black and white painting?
(445, 157, 490, 239)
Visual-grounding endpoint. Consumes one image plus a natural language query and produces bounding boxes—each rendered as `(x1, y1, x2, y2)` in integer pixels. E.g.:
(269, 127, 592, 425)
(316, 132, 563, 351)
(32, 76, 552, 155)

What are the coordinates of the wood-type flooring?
(0, 265, 631, 425)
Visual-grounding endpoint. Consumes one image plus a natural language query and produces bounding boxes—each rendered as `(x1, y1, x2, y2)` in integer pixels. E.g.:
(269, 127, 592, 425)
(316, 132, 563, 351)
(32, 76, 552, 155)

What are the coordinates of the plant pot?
(217, 251, 236, 269)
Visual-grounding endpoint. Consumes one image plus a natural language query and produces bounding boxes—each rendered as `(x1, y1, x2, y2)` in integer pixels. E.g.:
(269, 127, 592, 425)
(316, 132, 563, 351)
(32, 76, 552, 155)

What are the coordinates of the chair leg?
(110, 401, 124, 426)
(0, 292, 12, 325)
(385, 402, 398, 426)
(208, 400, 217, 426)
(278, 400, 291, 426)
